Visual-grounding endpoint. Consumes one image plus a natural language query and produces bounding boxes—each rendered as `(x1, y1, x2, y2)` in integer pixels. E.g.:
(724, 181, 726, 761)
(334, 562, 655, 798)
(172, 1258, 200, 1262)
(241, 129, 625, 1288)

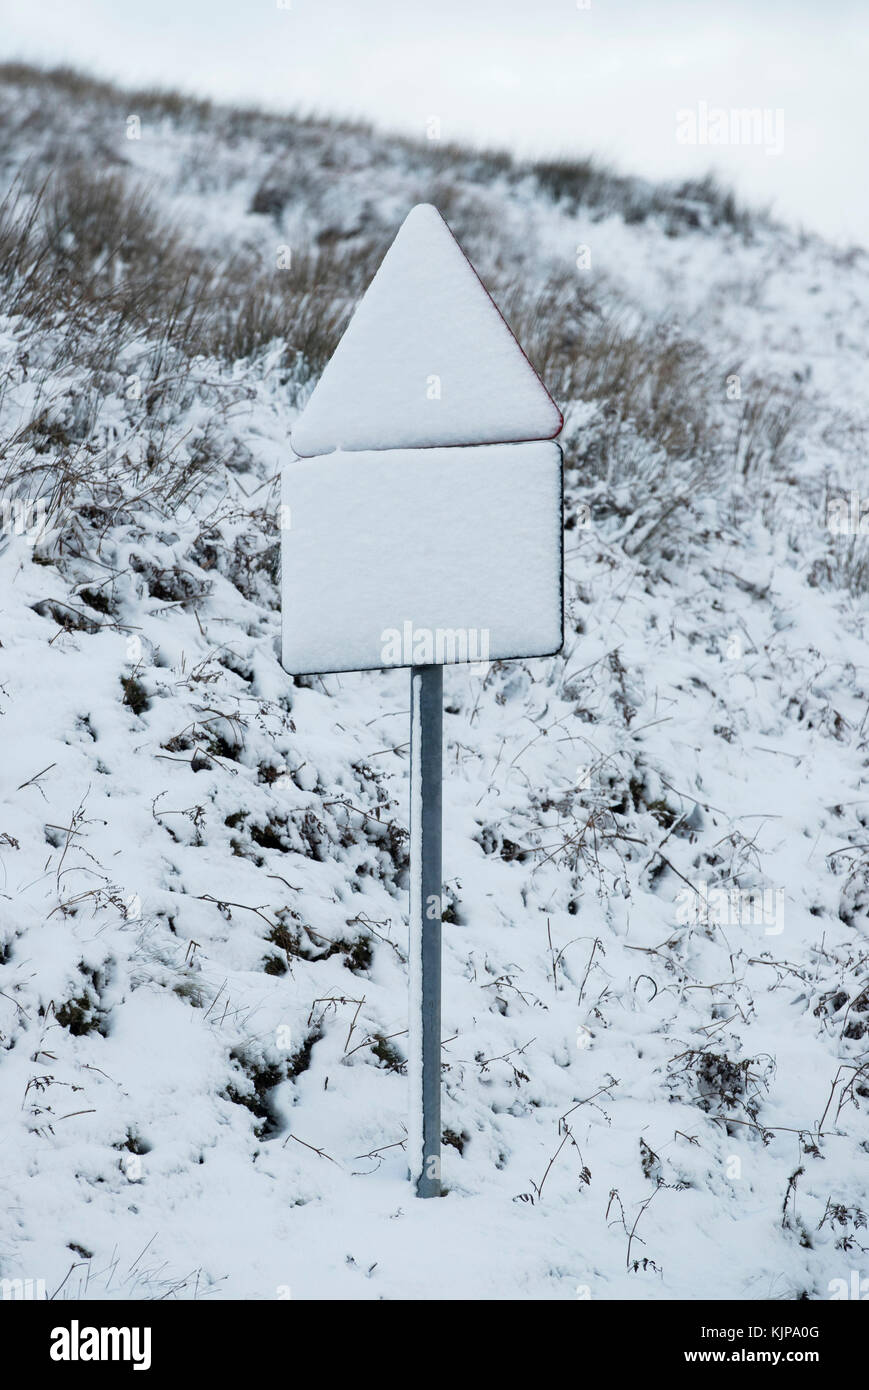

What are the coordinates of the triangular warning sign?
(290, 204, 562, 457)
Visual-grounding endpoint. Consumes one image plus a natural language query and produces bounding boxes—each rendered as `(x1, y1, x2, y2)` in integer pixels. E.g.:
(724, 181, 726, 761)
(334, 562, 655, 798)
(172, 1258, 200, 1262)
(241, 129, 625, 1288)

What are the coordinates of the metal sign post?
(408, 665, 443, 1196)
(281, 204, 563, 1198)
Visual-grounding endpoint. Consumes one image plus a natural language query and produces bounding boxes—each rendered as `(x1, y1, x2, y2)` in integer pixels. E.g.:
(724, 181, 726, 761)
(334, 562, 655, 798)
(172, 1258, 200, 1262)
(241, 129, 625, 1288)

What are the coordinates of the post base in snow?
(408, 664, 443, 1198)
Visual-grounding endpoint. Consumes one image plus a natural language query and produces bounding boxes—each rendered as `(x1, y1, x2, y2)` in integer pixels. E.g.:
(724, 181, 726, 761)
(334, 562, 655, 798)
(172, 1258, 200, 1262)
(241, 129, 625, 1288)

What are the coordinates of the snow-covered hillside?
(1, 64, 869, 1301)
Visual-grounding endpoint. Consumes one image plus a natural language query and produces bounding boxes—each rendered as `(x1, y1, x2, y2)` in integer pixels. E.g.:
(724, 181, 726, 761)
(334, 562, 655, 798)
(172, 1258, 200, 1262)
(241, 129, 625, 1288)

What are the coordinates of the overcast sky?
(3, 0, 868, 245)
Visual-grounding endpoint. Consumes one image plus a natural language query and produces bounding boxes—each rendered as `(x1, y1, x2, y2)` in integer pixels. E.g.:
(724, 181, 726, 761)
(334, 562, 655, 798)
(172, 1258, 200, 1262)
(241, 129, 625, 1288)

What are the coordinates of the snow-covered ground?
(1, 65, 869, 1302)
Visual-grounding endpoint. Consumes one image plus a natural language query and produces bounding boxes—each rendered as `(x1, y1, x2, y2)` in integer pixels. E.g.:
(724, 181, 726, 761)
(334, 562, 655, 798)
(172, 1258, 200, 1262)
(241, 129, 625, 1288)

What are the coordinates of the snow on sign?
(280, 204, 563, 1198)
(281, 441, 563, 676)
(282, 204, 563, 675)
(290, 203, 562, 456)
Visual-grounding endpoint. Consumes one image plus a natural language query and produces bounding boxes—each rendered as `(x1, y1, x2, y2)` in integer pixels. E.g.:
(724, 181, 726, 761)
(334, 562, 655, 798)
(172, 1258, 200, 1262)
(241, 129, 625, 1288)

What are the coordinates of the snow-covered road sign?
(281, 440, 563, 676)
(282, 205, 563, 676)
(280, 204, 563, 1197)
(290, 204, 562, 456)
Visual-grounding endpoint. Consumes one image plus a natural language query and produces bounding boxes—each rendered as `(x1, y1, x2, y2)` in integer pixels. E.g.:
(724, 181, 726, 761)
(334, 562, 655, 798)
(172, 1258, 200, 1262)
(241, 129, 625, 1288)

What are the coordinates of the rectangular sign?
(281, 441, 563, 675)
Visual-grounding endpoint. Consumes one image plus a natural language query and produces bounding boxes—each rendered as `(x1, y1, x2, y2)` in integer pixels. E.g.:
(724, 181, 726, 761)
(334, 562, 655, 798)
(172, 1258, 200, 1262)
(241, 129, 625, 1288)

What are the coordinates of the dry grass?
(0, 163, 379, 379)
(0, 61, 763, 236)
(0, 64, 801, 568)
